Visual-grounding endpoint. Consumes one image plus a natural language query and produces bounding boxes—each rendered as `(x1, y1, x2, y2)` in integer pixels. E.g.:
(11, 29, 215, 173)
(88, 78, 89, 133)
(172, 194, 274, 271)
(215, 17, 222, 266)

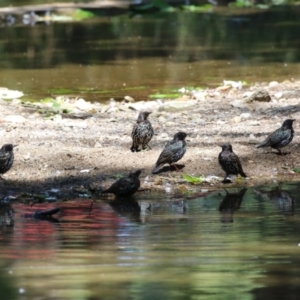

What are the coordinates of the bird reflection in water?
(22, 207, 60, 223)
(108, 199, 142, 223)
(0, 202, 14, 227)
(254, 185, 294, 215)
(219, 188, 247, 223)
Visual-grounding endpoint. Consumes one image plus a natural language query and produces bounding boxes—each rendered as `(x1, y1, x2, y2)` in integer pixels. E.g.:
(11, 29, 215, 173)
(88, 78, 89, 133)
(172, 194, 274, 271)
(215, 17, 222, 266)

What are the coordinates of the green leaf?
(182, 174, 205, 184)
(293, 168, 300, 173)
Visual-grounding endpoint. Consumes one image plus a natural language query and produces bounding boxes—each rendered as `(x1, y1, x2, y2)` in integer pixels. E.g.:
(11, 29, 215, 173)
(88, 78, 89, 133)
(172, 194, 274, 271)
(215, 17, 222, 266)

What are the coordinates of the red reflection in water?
(0, 200, 125, 260)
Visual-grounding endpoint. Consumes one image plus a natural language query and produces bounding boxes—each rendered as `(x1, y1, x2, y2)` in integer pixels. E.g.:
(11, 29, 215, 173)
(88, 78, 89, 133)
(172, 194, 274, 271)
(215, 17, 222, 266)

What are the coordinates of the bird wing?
(0, 152, 10, 163)
(268, 128, 292, 146)
(155, 141, 183, 166)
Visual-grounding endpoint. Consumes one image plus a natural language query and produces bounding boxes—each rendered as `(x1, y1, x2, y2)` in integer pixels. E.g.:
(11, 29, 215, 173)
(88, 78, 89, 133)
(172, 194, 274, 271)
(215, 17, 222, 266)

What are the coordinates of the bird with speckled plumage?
(0, 144, 14, 176)
(102, 169, 142, 198)
(218, 143, 247, 183)
(152, 131, 187, 174)
(255, 119, 295, 155)
(131, 111, 154, 152)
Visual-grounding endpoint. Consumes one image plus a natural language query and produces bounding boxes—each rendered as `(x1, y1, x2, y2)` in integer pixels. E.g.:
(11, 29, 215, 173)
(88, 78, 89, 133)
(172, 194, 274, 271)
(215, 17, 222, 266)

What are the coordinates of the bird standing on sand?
(0, 144, 14, 175)
(102, 169, 142, 197)
(255, 119, 295, 155)
(152, 131, 187, 174)
(218, 143, 247, 183)
(131, 111, 154, 152)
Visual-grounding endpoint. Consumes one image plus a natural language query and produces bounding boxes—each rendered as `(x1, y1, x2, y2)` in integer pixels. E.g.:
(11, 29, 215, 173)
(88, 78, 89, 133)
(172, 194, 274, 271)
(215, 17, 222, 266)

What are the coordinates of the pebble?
(240, 112, 251, 119)
(269, 81, 279, 88)
(274, 92, 283, 99)
(75, 98, 93, 111)
(124, 95, 135, 102)
(231, 116, 241, 123)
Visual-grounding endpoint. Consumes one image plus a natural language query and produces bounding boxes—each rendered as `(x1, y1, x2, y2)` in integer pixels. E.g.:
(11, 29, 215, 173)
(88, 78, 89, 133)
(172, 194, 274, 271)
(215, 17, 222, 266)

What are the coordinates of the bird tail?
(152, 164, 161, 174)
(255, 141, 268, 148)
(240, 171, 247, 178)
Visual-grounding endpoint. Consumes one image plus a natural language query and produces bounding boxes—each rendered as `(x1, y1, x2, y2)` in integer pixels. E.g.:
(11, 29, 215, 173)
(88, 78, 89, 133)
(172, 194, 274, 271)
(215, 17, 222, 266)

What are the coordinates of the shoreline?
(1, 80, 300, 200)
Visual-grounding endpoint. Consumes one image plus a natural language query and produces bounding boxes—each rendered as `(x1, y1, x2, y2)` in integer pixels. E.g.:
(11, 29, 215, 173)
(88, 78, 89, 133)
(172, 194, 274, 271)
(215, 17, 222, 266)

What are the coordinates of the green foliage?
(293, 168, 300, 173)
(182, 4, 214, 12)
(182, 174, 205, 184)
(149, 93, 181, 99)
(73, 9, 95, 20)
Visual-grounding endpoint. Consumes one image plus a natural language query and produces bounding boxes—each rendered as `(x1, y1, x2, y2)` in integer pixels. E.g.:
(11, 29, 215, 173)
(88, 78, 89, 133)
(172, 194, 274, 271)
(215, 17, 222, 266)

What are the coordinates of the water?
(1, 183, 300, 299)
(1, 8, 300, 102)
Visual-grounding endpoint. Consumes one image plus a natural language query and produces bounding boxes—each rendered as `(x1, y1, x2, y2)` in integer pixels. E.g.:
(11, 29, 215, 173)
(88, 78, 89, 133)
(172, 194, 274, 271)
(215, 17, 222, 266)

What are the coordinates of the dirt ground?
(1, 80, 300, 200)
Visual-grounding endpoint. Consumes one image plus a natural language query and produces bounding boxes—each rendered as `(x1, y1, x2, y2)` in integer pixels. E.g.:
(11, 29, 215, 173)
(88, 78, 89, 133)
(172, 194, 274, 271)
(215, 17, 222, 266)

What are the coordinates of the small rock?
(246, 89, 271, 103)
(124, 95, 135, 102)
(231, 116, 241, 123)
(269, 81, 279, 88)
(240, 112, 251, 120)
(23, 154, 31, 160)
(249, 121, 260, 126)
(274, 92, 283, 99)
(75, 98, 93, 111)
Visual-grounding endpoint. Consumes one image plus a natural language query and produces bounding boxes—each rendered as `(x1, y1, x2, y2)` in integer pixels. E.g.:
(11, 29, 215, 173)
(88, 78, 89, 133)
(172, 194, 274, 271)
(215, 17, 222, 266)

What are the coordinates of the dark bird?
(0, 144, 14, 175)
(255, 119, 295, 155)
(219, 188, 247, 223)
(218, 143, 247, 183)
(131, 111, 154, 152)
(102, 169, 142, 197)
(152, 131, 187, 174)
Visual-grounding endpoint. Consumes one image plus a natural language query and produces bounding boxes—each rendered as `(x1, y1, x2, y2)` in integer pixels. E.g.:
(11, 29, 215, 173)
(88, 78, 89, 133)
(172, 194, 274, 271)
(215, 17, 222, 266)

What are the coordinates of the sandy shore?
(1, 80, 300, 200)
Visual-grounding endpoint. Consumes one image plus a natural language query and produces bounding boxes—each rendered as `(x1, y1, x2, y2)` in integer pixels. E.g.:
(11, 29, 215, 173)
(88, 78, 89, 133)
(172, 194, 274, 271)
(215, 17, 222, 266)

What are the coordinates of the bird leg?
(277, 148, 284, 155)
(276, 148, 289, 155)
(172, 164, 180, 172)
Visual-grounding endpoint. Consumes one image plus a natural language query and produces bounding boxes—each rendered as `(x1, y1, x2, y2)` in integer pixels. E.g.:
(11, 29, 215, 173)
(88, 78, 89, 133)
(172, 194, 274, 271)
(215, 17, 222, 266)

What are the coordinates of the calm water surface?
(1, 9, 300, 102)
(1, 183, 300, 299)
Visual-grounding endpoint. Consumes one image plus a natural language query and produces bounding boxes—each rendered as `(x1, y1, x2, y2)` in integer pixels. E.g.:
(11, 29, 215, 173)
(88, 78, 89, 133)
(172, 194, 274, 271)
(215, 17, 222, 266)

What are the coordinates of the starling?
(152, 131, 187, 174)
(255, 119, 295, 155)
(0, 144, 14, 175)
(102, 169, 142, 197)
(131, 111, 154, 152)
(218, 143, 247, 182)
